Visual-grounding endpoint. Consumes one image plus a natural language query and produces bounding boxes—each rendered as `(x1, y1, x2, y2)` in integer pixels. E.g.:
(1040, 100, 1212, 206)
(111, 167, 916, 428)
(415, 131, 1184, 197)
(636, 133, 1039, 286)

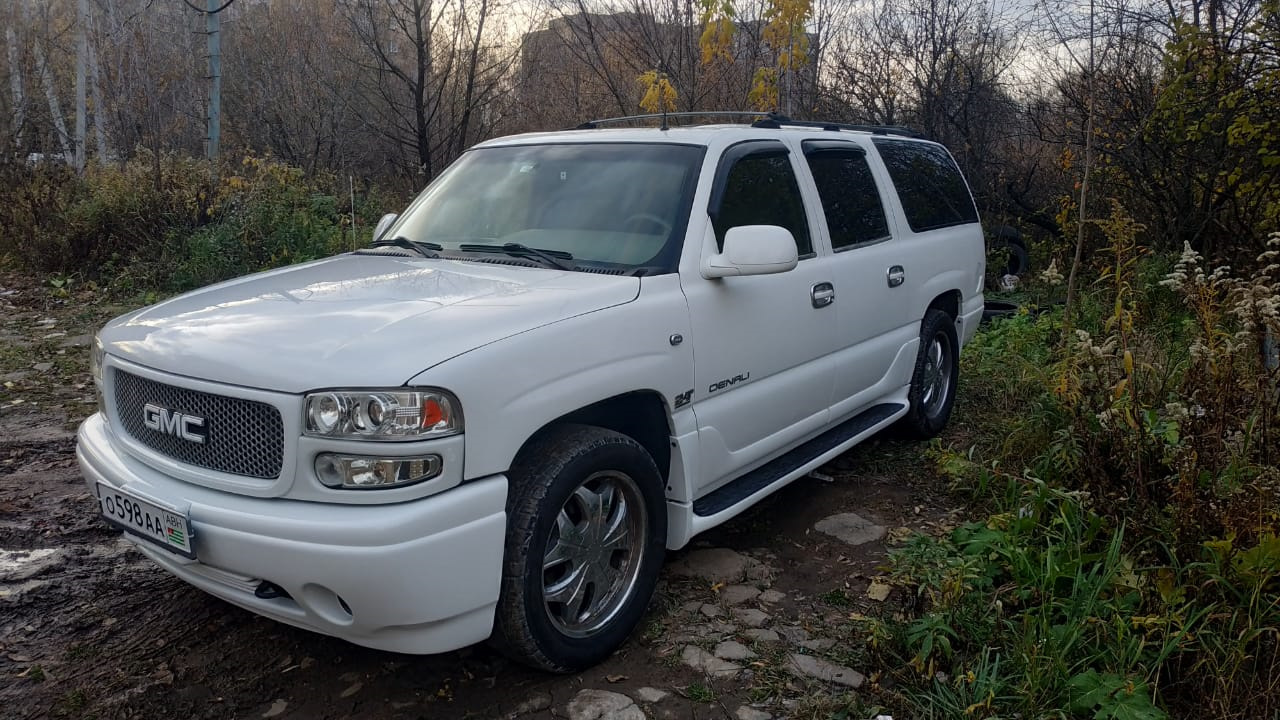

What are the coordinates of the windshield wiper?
(369, 236, 442, 258)
(459, 242, 574, 271)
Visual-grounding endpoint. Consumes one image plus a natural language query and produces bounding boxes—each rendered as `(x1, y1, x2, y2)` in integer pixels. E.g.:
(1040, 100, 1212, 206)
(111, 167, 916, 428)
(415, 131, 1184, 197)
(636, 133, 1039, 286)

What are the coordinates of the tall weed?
(914, 209, 1280, 717)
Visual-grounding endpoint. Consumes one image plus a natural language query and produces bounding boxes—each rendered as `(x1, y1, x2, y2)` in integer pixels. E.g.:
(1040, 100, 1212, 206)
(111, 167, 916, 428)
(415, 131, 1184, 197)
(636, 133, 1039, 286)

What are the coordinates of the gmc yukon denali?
(78, 115, 985, 671)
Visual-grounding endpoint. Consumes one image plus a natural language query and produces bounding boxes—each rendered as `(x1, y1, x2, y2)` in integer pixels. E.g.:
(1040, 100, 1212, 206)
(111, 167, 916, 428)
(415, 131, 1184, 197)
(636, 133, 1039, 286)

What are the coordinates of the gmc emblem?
(142, 403, 207, 444)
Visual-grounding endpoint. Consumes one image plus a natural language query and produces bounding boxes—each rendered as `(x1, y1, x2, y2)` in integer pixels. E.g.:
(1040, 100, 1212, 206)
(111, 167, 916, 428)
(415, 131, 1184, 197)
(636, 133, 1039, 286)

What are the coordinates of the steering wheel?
(620, 213, 673, 236)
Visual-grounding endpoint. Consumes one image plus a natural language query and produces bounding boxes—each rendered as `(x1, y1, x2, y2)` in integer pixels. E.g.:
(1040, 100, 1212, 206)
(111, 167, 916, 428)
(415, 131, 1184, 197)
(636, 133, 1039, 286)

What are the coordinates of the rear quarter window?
(873, 139, 978, 233)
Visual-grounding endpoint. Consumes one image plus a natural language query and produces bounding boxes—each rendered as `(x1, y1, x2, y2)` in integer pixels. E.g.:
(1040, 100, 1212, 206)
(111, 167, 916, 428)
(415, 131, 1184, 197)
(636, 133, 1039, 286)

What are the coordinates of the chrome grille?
(112, 369, 284, 479)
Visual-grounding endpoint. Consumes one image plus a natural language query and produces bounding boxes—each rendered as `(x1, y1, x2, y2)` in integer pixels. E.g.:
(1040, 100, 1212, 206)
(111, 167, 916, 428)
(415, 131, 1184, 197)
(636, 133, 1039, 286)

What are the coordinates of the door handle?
(887, 265, 905, 288)
(811, 282, 835, 308)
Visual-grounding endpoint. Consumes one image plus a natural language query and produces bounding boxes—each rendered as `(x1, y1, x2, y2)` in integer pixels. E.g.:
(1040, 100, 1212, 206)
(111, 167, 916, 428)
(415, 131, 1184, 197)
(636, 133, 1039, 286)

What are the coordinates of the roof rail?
(573, 111, 772, 130)
(749, 113, 925, 138)
(571, 111, 925, 138)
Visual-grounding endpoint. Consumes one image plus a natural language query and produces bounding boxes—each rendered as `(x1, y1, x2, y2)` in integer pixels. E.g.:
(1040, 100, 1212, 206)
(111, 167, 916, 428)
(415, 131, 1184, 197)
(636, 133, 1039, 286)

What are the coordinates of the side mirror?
(701, 225, 799, 279)
(372, 213, 398, 243)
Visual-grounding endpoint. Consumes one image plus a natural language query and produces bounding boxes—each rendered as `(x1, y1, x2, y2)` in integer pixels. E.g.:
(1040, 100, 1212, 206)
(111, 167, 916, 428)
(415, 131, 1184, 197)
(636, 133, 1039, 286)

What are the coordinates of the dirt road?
(0, 273, 960, 720)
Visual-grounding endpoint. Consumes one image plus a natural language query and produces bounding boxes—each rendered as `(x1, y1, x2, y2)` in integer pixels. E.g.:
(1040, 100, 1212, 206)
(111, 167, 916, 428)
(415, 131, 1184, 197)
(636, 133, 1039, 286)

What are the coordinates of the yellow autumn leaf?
(637, 70, 678, 113)
(867, 580, 891, 601)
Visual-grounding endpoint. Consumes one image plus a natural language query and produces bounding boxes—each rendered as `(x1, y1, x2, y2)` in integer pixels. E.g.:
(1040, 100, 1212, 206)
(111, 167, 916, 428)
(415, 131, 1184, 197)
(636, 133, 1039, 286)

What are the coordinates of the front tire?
(897, 308, 959, 439)
(491, 424, 667, 672)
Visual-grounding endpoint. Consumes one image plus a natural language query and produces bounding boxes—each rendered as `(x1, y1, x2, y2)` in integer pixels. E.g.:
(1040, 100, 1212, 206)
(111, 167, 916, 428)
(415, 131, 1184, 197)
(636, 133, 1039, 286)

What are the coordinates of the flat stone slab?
(508, 692, 553, 717)
(778, 626, 809, 643)
(732, 608, 770, 628)
(798, 638, 836, 651)
(566, 689, 646, 720)
(814, 512, 886, 546)
(741, 628, 782, 645)
(718, 584, 761, 605)
(758, 589, 786, 604)
(681, 645, 742, 679)
(668, 548, 772, 584)
(634, 687, 669, 704)
(736, 707, 772, 720)
(788, 653, 865, 688)
(714, 640, 756, 661)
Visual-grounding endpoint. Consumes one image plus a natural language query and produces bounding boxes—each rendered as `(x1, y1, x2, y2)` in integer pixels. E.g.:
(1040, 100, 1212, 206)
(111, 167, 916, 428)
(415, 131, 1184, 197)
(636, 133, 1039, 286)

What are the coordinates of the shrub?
(0, 154, 397, 294)
(903, 209, 1279, 717)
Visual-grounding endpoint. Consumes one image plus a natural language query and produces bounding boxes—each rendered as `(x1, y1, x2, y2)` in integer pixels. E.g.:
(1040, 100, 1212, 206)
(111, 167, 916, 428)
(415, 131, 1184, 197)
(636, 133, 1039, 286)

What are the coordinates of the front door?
(681, 140, 838, 496)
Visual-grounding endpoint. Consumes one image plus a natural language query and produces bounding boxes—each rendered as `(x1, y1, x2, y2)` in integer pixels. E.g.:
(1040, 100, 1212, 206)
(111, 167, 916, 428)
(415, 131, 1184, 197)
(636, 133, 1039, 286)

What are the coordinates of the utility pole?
(188, 0, 234, 160)
(206, 0, 221, 161)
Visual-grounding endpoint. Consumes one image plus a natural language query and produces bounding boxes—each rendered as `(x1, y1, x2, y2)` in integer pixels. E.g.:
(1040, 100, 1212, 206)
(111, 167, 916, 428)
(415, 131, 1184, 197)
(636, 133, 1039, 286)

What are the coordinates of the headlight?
(89, 334, 105, 414)
(303, 389, 461, 440)
(315, 453, 442, 489)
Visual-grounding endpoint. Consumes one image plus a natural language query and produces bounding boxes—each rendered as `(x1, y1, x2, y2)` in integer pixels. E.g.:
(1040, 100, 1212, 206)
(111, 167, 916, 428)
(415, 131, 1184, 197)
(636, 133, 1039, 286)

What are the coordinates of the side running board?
(692, 403, 904, 517)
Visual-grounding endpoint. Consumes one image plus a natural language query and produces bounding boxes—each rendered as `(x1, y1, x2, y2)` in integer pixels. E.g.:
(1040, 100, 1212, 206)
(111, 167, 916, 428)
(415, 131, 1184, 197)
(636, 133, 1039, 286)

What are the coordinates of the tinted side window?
(713, 152, 812, 255)
(804, 150, 890, 250)
(873, 139, 978, 232)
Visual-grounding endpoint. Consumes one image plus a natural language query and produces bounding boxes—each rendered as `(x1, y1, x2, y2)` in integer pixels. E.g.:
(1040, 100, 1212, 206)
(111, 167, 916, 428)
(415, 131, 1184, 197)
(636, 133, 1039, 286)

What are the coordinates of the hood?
(101, 255, 639, 393)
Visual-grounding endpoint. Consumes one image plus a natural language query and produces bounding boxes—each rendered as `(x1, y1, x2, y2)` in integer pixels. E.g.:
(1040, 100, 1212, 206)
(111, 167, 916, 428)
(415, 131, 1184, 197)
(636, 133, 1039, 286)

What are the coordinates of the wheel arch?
(511, 390, 674, 484)
(926, 289, 962, 322)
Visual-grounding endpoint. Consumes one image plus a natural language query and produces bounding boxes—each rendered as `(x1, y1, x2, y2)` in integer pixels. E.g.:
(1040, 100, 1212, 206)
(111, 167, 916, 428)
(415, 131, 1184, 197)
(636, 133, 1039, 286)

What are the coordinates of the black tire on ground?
(896, 308, 960, 439)
(997, 238, 1030, 276)
(490, 424, 667, 672)
(991, 225, 1030, 276)
(981, 300, 1020, 324)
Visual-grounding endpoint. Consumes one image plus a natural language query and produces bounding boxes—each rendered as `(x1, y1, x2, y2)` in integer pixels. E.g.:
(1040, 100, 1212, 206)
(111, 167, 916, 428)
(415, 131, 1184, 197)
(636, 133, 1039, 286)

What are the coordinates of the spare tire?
(990, 225, 1029, 276)
(982, 300, 1019, 324)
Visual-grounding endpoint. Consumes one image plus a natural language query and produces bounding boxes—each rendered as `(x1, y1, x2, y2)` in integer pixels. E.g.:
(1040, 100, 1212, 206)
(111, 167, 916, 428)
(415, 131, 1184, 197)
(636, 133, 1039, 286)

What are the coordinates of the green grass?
(683, 681, 716, 702)
(868, 244, 1280, 719)
(56, 688, 89, 717)
(818, 589, 855, 608)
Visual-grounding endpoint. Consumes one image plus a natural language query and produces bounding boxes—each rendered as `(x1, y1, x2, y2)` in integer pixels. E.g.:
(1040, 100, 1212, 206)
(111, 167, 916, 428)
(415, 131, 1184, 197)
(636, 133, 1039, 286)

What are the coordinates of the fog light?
(315, 453, 442, 490)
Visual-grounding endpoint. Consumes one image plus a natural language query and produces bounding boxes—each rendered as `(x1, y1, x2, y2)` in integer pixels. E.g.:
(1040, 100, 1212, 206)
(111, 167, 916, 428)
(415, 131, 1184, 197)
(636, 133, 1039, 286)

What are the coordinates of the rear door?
(798, 139, 919, 420)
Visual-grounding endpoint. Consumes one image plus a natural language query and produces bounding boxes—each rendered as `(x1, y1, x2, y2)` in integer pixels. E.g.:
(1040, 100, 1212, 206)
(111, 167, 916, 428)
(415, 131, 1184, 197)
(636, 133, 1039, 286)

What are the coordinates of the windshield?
(387, 143, 703, 272)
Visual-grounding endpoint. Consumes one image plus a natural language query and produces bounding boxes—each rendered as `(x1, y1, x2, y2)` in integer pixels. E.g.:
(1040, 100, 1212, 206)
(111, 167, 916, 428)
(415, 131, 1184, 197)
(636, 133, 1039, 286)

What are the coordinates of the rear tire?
(491, 424, 667, 672)
(897, 309, 959, 439)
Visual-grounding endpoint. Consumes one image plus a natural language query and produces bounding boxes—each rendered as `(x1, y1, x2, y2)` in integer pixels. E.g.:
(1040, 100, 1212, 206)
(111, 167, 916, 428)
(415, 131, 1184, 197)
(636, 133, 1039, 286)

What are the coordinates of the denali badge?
(708, 372, 750, 393)
(142, 403, 207, 444)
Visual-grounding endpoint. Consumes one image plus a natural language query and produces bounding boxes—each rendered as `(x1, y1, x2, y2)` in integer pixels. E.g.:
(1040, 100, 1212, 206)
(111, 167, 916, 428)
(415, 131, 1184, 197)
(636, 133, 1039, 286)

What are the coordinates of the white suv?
(78, 116, 985, 671)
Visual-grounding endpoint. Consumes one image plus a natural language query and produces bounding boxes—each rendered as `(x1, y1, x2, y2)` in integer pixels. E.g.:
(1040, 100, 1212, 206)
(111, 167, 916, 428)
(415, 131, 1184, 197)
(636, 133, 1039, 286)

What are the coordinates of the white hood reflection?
(103, 255, 639, 392)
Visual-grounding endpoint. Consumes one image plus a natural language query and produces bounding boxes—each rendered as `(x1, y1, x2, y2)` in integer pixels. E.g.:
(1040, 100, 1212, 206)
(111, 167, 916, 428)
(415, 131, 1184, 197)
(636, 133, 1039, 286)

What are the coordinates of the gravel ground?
(0, 271, 964, 720)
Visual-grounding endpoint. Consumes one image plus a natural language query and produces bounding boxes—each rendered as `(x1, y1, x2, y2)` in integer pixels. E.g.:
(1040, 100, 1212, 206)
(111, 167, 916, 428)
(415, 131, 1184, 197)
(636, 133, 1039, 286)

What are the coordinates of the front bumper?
(77, 413, 508, 654)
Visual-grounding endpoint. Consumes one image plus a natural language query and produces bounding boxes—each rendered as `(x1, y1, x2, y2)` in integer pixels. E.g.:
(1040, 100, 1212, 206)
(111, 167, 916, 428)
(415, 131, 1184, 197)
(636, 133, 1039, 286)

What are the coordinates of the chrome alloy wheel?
(541, 470, 648, 638)
(920, 332, 953, 419)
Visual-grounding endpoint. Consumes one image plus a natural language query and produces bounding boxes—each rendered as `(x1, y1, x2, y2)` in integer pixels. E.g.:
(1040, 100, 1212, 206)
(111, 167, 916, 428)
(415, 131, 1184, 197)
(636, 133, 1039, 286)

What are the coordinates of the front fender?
(409, 274, 695, 481)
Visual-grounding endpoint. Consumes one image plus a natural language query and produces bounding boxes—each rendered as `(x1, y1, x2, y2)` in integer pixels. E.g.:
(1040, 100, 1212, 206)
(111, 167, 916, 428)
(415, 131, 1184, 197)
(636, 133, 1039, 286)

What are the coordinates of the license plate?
(96, 483, 195, 558)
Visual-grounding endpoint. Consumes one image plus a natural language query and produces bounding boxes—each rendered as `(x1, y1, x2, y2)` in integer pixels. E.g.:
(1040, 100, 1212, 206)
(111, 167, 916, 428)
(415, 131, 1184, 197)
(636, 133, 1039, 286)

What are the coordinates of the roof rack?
(574, 111, 772, 130)
(572, 111, 924, 138)
(749, 113, 925, 139)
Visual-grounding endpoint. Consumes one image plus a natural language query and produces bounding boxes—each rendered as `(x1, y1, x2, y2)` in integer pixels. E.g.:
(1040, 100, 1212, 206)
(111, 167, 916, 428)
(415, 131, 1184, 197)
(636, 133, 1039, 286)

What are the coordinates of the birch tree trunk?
(75, 0, 88, 171)
(5, 27, 25, 150)
(34, 38, 72, 162)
